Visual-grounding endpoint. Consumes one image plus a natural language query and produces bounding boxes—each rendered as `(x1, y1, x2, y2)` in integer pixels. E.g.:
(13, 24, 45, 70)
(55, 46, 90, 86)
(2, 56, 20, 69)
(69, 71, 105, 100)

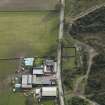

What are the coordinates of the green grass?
(0, 60, 18, 76)
(8, 93, 26, 105)
(62, 57, 76, 70)
(0, 12, 58, 58)
(62, 47, 76, 70)
(0, 85, 26, 105)
(40, 100, 55, 105)
(63, 47, 76, 57)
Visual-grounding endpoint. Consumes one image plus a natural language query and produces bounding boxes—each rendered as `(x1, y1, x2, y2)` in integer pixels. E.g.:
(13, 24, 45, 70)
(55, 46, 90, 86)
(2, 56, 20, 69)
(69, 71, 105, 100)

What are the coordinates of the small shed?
(15, 84, 21, 89)
(22, 75, 32, 88)
(35, 88, 41, 95)
(24, 58, 34, 66)
(33, 68, 43, 75)
(42, 87, 57, 97)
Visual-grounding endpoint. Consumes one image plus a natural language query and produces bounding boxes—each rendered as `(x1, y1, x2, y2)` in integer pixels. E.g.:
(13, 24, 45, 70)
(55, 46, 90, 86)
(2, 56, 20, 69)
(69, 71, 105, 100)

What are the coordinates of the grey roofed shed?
(45, 59, 54, 66)
(32, 75, 52, 85)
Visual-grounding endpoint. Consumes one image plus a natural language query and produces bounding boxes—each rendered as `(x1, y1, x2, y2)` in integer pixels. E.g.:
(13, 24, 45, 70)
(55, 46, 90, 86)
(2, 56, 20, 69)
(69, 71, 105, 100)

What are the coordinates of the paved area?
(57, 0, 65, 105)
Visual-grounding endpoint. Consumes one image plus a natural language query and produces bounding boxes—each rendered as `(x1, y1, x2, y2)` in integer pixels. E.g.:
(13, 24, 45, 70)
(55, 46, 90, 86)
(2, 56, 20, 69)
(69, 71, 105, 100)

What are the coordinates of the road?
(56, 0, 65, 105)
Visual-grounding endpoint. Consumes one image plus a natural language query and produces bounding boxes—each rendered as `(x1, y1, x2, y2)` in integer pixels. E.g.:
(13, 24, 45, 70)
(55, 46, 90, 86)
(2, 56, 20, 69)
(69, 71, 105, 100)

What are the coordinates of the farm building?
(44, 59, 57, 73)
(41, 87, 57, 97)
(32, 75, 56, 85)
(35, 88, 41, 95)
(33, 68, 44, 75)
(15, 84, 21, 89)
(22, 75, 32, 88)
(24, 58, 34, 66)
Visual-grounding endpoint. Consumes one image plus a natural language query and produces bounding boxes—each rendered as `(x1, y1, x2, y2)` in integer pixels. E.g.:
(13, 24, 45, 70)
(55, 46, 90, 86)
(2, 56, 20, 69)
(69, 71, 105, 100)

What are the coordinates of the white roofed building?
(41, 87, 57, 97)
(33, 68, 43, 75)
(22, 75, 32, 88)
(24, 58, 34, 66)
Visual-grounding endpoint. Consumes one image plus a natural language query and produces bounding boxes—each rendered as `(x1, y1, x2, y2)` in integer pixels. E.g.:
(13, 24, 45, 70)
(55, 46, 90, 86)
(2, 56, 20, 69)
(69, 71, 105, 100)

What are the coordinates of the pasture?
(0, 12, 58, 58)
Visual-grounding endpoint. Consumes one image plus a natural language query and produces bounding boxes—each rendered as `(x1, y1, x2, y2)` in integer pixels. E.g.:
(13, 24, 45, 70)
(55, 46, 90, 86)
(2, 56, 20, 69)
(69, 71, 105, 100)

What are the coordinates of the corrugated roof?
(22, 75, 32, 88)
(27, 75, 32, 84)
(22, 75, 27, 85)
(32, 76, 52, 85)
(42, 87, 57, 96)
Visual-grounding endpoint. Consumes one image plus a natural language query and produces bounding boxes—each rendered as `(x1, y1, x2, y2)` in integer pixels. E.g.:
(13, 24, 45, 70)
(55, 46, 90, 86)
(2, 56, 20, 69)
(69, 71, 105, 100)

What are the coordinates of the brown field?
(0, 0, 58, 11)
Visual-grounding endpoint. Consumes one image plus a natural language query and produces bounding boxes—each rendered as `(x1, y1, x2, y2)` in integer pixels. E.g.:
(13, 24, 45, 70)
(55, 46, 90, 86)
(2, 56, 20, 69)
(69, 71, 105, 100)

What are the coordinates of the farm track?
(57, 0, 65, 105)
(66, 2, 105, 23)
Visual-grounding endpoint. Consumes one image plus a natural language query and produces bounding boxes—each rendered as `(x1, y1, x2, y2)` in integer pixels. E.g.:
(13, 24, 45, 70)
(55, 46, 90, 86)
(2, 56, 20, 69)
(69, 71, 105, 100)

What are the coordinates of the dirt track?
(0, 0, 58, 11)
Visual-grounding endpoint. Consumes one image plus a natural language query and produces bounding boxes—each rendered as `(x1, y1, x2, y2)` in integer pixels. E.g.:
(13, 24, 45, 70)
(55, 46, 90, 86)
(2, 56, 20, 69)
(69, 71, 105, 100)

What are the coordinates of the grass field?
(0, 12, 58, 58)
(40, 100, 56, 105)
(62, 47, 76, 70)
(0, 11, 59, 105)
(0, 92, 26, 105)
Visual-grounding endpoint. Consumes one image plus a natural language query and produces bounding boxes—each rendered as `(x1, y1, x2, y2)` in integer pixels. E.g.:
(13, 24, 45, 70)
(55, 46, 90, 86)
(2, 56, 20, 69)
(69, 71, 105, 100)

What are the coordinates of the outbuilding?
(24, 58, 34, 66)
(41, 87, 57, 97)
(33, 68, 43, 75)
(22, 75, 32, 88)
(32, 75, 52, 85)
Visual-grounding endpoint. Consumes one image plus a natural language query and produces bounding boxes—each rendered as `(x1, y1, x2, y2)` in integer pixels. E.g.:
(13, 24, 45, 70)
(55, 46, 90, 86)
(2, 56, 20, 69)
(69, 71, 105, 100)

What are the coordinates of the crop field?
(0, 0, 58, 11)
(0, 11, 59, 105)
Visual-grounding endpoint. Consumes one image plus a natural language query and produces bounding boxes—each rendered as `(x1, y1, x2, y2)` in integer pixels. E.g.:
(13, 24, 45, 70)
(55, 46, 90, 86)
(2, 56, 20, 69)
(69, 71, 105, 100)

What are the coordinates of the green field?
(40, 100, 56, 105)
(0, 11, 59, 105)
(0, 12, 58, 58)
(62, 47, 76, 70)
(0, 91, 26, 105)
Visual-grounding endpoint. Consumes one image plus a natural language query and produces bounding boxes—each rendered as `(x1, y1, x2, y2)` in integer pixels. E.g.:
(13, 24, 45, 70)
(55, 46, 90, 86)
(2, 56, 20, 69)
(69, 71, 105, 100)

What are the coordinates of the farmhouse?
(44, 59, 57, 73)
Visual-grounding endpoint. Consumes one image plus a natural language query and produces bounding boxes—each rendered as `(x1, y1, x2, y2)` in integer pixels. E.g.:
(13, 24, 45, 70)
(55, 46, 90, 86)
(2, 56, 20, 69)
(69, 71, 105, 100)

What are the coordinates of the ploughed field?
(0, 0, 58, 11)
